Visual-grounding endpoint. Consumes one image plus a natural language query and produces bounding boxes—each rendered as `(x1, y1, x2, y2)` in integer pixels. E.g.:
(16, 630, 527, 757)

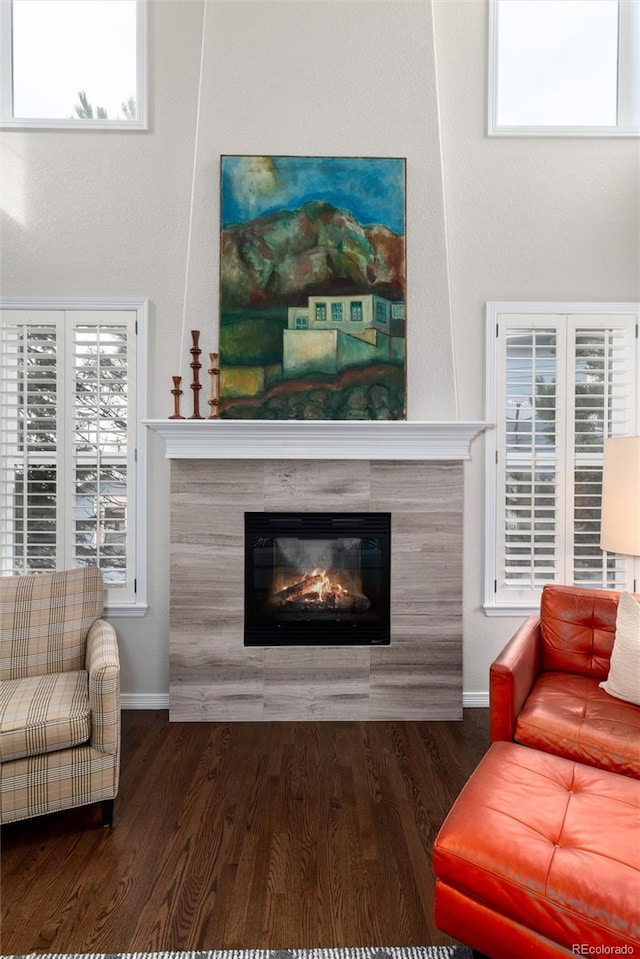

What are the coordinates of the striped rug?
(6, 948, 473, 959)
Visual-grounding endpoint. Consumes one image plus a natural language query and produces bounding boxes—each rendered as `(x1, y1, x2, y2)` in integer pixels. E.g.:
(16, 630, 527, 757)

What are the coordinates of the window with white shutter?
(485, 304, 639, 613)
(0, 304, 147, 612)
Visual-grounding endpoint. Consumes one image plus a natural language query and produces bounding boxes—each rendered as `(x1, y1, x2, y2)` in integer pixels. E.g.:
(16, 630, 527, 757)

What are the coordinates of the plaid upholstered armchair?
(0, 567, 120, 826)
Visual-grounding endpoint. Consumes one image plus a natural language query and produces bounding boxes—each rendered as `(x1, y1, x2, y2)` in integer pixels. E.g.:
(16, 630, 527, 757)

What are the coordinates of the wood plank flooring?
(1, 709, 490, 955)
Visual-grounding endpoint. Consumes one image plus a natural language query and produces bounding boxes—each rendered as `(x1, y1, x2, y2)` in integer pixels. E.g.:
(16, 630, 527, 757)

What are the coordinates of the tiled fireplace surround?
(148, 421, 486, 722)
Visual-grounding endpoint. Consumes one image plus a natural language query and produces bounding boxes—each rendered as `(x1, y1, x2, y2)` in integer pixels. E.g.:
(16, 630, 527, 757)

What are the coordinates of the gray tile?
(170, 457, 464, 721)
(264, 460, 371, 511)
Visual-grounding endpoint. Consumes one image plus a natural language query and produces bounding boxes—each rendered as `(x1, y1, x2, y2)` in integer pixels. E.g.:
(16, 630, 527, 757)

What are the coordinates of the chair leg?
(101, 799, 115, 827)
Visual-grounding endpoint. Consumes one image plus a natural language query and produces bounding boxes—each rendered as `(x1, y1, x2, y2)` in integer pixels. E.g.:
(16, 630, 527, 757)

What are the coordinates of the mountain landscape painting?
(219, 155, 406, 420)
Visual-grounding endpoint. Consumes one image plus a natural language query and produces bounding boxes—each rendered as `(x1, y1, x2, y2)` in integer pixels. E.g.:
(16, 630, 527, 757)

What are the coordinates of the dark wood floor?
(1, 709, 490, 955)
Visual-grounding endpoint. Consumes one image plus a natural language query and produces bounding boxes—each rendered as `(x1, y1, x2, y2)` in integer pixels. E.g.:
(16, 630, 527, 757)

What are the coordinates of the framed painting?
(219, 155, 406, 420)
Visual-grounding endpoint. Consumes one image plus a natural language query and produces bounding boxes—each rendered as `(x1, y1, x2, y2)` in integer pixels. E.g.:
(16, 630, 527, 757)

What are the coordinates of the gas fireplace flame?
(309, 568, 348, 602)
(270, 567, 370, 614)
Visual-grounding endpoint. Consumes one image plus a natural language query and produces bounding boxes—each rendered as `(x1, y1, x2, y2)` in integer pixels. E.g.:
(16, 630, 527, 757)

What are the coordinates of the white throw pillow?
(600, 592, 640, 707)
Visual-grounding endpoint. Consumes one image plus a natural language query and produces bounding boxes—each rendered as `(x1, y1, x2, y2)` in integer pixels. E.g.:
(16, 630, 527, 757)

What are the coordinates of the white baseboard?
(121, 693, 170, 710)
(122, 692, 490, 710)
(462, 691, 490, 708)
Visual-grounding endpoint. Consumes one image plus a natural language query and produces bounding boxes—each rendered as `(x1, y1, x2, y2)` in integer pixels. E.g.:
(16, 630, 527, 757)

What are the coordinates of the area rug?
(5, 948, 473, 959)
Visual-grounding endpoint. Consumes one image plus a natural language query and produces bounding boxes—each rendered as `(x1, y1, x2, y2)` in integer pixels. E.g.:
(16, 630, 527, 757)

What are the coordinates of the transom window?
(489, 0, 640, 136)
(0, 0, 147, 129)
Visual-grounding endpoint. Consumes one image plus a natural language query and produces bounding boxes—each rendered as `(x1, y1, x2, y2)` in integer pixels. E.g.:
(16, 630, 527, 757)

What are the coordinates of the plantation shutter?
(492, 311, 637, 607)
(0, 309, 137, 604)
(0, 311, 63, 575)
(569, 317, 635, 590)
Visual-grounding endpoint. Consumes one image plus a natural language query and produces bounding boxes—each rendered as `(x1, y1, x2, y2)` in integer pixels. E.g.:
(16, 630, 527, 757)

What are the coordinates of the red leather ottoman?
(433, 741, 640, 959)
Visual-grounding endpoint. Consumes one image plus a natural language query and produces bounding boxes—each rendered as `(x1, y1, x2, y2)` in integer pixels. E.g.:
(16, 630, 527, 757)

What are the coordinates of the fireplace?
(154, 422, 484, 719)
(244, 511, 391, 647)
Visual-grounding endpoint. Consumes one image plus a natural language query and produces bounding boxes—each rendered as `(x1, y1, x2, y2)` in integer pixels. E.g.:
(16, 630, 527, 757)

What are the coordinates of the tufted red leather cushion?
(540, 584, 620, 678)
(515, 672, 640, 778)
(433, 742, 640, 953)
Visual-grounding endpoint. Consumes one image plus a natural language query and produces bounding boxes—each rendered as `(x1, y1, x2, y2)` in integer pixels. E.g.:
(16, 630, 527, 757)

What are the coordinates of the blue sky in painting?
(221, 156, 405, 234)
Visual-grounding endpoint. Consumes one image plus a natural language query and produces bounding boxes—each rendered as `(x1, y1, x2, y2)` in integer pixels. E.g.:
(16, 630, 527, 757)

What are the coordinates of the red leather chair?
(490, 584, 640, 778)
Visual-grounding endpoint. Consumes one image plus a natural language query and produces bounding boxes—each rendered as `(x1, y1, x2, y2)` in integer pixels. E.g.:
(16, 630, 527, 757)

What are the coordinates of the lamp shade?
(600, 436, 640, 556)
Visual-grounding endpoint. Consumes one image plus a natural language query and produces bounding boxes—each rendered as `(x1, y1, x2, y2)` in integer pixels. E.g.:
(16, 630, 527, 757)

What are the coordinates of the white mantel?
(144, 419, 489, 460)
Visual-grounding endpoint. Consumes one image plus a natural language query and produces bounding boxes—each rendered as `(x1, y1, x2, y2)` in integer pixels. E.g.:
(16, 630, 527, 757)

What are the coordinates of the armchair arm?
(490, 613, 541, 743)
(85, 619, 120, 754)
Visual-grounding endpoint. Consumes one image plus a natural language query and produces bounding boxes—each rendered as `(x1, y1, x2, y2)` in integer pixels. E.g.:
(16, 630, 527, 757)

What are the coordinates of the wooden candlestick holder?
(169, 376, 185, 419)
(208, 352, 220, 419)
(189, 330, 204, 420)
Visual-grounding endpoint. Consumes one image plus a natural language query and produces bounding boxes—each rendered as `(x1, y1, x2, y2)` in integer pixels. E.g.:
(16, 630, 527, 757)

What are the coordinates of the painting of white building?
(283, 294, 405, 379)
(219, 156, 406, 419)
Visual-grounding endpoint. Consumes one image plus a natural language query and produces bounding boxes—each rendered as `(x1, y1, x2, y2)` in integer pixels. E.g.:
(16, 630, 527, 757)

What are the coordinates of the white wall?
(2, 0, 638, 701)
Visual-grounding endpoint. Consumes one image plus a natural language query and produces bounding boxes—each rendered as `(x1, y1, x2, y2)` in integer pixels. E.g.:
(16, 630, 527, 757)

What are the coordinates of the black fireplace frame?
(244, 511, 391, 647)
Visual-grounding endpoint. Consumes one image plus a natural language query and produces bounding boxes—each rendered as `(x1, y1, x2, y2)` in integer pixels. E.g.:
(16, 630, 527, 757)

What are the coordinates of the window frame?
(350, 301, 363, 322)
(0, 0, 148, 131)
(331, 302, 344, 323)
(0, 296, 148, 617)
(484, 301, 640, 617)
(488, 0, 640, 137)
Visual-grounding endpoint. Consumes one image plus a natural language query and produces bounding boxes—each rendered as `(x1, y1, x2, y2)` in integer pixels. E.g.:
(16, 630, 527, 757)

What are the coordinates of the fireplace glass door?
(244, 512, 391, 646)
